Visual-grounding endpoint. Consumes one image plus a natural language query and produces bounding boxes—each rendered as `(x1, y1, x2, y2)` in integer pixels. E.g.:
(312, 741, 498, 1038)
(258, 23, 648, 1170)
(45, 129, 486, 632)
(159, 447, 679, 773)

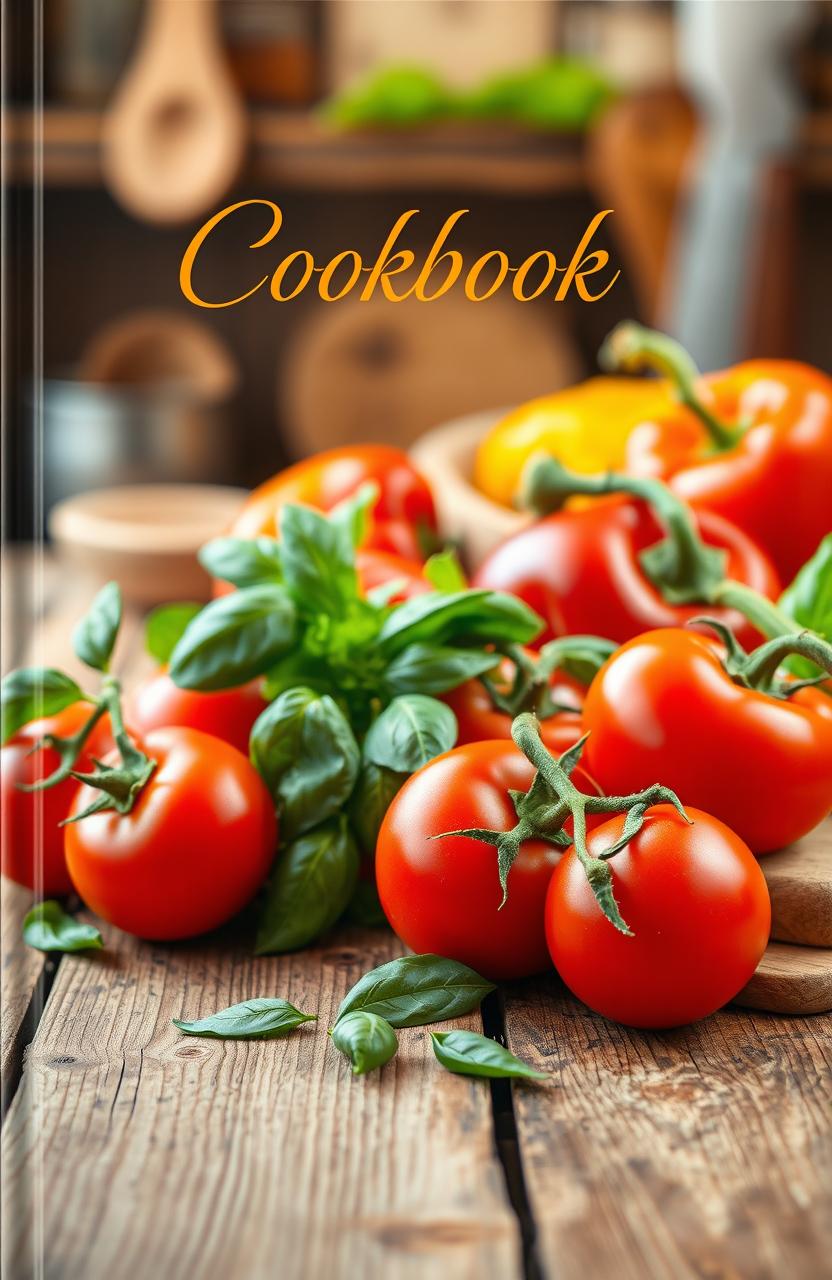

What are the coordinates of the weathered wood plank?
(2, 923, 519, 1280)
(0, 881, 42, 1090)
(505, 978, 832, 1280)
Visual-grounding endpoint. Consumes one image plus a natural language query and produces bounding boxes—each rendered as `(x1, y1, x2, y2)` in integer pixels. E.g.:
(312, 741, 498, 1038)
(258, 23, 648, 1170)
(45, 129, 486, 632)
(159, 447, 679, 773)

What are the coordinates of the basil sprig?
(255, 819, 360, 954)
(430, 1030, 547, 1081)
(145, 602, 202, 664)
(1, 668, 83, 744)
(336, 954, 495, 1028)
(780, 534, 832, 679)
(173, 998, 316, 1039)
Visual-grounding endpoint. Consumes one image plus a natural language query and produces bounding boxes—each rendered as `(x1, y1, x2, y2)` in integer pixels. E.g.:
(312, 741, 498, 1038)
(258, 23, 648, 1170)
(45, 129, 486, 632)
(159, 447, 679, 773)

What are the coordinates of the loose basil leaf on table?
(278, 503, 358, 617)
(383, 644, 499, 696)
(378, 590, 542, 656)
(173, 998, 316, 1039)
(348, 761, 406, 859)
(198, 536, 283, 589)
(255, 818, 360, 954)
(145, 602, 203, 664)
(23, 901, 103, 953)
(251, 687, 361, 839)
(780, 534, 832, 678)
(337, 953, 495, 1028)
(331, 1010, 398, 1075)
(1, 667, 83, 743)
(430, 1030, 548, 1082)
(363, 694, 457, 774)
(72, 581, 122, 672)
(423, 548, 468, 593)
(169, 584, 297, 691)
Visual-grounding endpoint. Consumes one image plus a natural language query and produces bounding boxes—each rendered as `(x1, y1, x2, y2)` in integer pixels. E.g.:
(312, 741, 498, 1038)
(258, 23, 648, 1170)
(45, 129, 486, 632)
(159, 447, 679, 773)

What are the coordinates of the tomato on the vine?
(129, 667, 268, 756)
(65, 727, 276, 940)
(445, 652, 586, 757)
(1, 703, 114, 894)
(376, 739, 599, 980)
(546, 804, 771, 1028)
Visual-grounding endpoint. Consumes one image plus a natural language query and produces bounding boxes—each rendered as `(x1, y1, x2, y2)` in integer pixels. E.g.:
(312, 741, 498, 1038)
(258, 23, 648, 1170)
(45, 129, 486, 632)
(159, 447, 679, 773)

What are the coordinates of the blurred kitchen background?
(4, 0, 832, 542)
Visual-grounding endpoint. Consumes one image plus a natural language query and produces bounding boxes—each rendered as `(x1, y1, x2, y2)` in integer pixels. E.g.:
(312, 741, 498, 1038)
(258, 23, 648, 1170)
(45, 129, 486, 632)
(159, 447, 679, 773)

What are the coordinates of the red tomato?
(355, 549, 431, 604)
(1, 703, 114, 894)
(444, 653, 585, 756)
(546, 804, 771, 1028)
(583, 628, 832, 854)
(129, 667, 268, 756)
(65, 727, 276, 940)
(376, 740, 598, 980)
(473, 499, 779, 651)
(229, 445, 437, 561)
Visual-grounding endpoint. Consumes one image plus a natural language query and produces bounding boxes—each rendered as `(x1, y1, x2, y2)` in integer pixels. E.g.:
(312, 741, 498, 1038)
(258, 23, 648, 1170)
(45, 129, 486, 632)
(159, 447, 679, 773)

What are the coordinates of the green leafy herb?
(199, 536, 283, 589)
(279, 503, 357, 616)
(1, 667, 83, 743)
(23, 901, 103, 953)
(169, 584, 297, 691)
(251, 688, 360, 839)
(383, 644, 499, 696)
(363, 694, 457, 774)
(348, 761, 405, 859)
(256, 819, 360, 954)
(72, 581, 122, 672)
(423, 548, 467, 593)
(378, 589, 541, 655)
(173, 998, 316, 1039)
(331, 1010, 398, 1075)
(430, 1030, 548, 1081)
(327, 482, 379, 550)
(780, 534, 832, 678)
(336, 953, 495, 1028)
(145, 603, 202, 664)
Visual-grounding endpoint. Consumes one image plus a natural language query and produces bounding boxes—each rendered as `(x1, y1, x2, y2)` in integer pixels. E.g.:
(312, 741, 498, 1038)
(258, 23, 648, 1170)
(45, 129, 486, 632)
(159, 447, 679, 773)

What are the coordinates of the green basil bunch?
(158, 489, 543, 953)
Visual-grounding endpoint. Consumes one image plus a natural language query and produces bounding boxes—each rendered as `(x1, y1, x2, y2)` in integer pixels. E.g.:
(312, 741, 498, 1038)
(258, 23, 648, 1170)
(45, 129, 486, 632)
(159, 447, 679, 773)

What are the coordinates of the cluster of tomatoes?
(3, 329, 832, 1034)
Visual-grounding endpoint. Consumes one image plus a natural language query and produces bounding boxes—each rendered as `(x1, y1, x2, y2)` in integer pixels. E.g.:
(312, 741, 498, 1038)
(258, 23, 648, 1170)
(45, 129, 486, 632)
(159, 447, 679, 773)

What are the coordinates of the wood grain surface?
(505, 977, 832, 1280)
(1, 924, 518, 1280)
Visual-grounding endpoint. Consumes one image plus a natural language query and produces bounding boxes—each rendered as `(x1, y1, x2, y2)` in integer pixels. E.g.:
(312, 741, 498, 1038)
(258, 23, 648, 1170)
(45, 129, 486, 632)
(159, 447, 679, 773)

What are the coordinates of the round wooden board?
(762, 823, 832, 948)
(734, 943, 832, 1016)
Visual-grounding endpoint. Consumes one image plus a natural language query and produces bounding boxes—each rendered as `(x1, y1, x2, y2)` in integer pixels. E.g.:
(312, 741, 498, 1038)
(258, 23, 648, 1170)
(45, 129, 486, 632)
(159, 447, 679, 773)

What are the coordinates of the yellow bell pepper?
(474, 377, 672, 508)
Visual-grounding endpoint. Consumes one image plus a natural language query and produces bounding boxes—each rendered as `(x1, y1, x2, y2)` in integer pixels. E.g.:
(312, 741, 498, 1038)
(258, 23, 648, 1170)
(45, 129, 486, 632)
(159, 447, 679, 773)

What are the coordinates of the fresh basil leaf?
(337, 953, 495, 1028)
(363, 695, 456, 774)
(251, 689, 360, 839)
(430, 1030, 547, 1081)
(169, 585, 297, 691)
(23, 901, 103, 953)
(279, 503, 358, 616)
(344, 878, 389, 927)
(145, 602, 202, 664)
(780, 534, 832, 677)
(378, 590, 542, 655)
(72, 581, 122, 672)
(383, 644, 499, 695)
(331, 1010, 397, 1075)
(423, 548, 467, 593)
(198, 536, 283, 588)
(349, 761, 405, 859)
(173, 998, 316, 1039)
(328, 482, 379, 550)
(1, 667, 83, 743)
(255, 819, 360, 954)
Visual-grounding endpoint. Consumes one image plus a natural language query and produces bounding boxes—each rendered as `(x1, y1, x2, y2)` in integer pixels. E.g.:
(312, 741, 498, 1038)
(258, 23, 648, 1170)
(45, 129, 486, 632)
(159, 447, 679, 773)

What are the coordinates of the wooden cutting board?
(734, 820, 832, 1016)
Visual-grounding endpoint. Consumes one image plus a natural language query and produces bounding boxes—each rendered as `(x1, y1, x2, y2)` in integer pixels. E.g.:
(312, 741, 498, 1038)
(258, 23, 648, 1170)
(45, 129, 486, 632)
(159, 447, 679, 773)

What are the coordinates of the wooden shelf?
(2, 107, 588, 194)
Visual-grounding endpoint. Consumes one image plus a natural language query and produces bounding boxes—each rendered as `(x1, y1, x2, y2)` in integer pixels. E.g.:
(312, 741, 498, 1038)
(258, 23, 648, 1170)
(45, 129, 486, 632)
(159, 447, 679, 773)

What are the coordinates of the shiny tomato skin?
(129, 668, 268, 756)
(228, 445, 437, 558)
(546, 805, 771, 1028)
(583, 629, 832, 853)
(376, 740, 598, 980)
(472, 500, 779, 651)
(1, 704, 114, 894)
(444, 657, 584, 756)
(65, 727, 276, 940)
(355, 549, 430, 604)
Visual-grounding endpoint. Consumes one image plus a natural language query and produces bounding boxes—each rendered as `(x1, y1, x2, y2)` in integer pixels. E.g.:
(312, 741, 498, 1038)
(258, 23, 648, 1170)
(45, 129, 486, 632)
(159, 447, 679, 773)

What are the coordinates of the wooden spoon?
(103, 0, 246, 225)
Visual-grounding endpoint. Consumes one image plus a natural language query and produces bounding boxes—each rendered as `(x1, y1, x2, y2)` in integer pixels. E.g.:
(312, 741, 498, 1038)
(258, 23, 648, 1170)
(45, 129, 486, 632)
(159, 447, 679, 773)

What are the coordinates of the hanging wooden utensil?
(102, 0, 246, 225)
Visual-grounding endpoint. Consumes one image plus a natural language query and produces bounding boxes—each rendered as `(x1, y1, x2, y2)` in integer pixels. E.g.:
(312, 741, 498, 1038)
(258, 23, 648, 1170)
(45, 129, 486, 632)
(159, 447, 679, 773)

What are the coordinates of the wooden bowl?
(409, 411, 530, 570)
(49, 484, 248, 606)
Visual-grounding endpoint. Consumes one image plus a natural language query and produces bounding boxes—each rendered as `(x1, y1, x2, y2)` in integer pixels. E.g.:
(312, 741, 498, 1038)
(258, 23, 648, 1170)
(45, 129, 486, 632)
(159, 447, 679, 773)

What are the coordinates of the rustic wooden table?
(2, 554, 831, 1280)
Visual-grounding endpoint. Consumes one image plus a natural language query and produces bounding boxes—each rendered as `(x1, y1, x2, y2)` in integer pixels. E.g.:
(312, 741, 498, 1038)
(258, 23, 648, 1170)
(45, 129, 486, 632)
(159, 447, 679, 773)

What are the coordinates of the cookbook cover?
(2, 3, 830, 1280)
